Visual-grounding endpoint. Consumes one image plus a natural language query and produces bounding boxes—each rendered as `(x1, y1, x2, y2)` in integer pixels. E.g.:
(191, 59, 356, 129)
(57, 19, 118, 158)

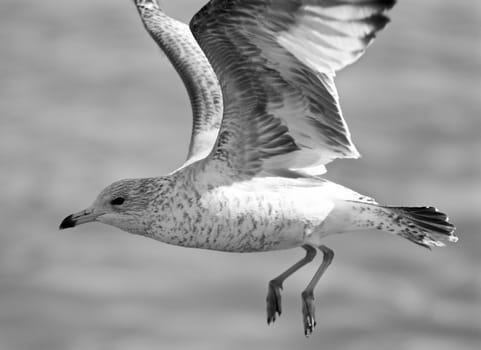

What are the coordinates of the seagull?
(60, 0, 458, 336)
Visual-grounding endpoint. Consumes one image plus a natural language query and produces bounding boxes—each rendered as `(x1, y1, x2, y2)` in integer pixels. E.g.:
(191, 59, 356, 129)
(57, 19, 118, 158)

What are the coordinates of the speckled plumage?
(141, 170, 332, 252)
(134, 0, 223, 167)
(60, 0, 458, 337)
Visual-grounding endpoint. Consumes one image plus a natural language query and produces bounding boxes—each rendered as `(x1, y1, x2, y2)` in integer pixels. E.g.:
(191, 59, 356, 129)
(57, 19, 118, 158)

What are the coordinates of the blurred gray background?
(1, 0, 480, 349)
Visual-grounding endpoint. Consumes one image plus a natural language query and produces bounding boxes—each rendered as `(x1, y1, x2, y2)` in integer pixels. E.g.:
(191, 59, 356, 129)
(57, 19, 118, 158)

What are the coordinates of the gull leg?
(301, 245, 334, 337)
(267, 245, 317, 325)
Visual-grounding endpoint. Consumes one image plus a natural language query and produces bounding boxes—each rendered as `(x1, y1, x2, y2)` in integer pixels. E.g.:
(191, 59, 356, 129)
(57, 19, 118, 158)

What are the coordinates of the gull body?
(60, 0, 458, 336)
(107, 173, 360, 252)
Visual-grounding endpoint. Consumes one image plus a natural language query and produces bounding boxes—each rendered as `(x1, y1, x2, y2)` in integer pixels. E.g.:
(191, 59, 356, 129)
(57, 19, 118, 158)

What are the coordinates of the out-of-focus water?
(1, 1, 480, 349)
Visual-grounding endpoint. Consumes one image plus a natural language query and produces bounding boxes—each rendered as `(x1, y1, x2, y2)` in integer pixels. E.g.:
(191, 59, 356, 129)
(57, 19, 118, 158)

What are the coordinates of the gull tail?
(374, 205, 458, 249)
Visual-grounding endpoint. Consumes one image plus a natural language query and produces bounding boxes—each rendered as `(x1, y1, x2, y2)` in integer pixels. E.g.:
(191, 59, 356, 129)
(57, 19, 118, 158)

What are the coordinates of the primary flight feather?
(60, 0, 457, 336)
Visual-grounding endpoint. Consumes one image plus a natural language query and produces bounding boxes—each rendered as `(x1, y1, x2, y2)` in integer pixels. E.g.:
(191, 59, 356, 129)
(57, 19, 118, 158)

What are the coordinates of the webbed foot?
(266, 280, 283, 324)
(301, 290, 316, 337)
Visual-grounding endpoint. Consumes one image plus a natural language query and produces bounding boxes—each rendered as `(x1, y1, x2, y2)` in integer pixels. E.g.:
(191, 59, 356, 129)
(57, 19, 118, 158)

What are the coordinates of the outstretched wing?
(191, 0, 396, 178)
(133, 0, 223, 167)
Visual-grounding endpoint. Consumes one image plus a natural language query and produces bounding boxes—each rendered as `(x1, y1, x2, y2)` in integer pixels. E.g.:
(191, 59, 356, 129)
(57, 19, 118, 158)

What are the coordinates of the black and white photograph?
(1, 0, 480, 349)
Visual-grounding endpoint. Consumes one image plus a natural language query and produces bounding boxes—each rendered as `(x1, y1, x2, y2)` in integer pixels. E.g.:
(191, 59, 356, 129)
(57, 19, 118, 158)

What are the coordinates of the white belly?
(146, 177, 359, 252)
(190, 178, 335, 252)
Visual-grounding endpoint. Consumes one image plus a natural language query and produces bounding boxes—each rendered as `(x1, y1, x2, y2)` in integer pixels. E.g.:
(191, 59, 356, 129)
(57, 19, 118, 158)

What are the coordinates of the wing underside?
(133, 0, 223, 167)
(191, 0, 395, 178)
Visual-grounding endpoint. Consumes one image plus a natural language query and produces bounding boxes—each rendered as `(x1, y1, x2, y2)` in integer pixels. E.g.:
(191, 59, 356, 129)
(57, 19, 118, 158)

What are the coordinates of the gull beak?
(59, 208, 104, 230)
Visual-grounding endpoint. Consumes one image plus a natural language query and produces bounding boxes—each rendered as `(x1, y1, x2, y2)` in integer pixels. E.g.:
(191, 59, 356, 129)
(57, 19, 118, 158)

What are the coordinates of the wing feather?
(133, 0, 222, 167)
(190, 0, 395, 179)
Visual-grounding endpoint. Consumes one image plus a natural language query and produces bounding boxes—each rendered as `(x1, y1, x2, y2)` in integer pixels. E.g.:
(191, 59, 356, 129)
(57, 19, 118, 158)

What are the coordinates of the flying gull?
(60, 0, 458, 336)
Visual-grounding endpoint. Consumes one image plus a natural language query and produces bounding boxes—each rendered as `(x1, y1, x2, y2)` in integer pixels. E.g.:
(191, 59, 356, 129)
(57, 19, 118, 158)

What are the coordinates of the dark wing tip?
(357, 13, 392, 45)
(366, 13, 392, 31)
(385, 0, 397, 10)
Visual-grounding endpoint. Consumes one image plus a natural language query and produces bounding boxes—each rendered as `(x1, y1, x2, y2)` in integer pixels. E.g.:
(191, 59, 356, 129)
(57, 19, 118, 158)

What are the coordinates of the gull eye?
(110, 197, 125, 206)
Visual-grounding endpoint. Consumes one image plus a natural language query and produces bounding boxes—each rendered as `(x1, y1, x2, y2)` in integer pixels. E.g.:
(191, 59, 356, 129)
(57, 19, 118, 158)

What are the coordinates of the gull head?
(59, 178, 155, 235)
